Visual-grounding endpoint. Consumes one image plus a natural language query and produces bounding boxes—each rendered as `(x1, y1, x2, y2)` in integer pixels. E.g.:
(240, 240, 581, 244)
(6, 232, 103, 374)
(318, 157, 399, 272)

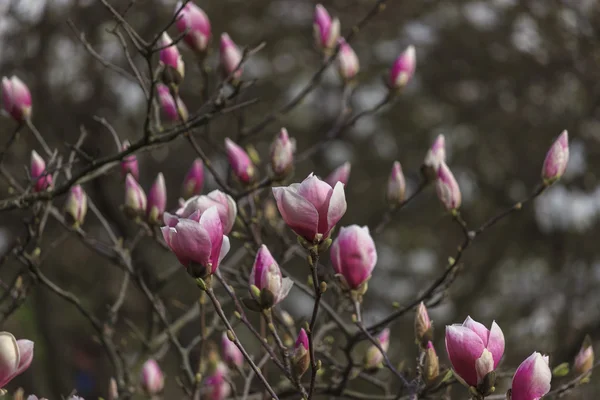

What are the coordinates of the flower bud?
(140, 359, 164, 395)
(325, 162, 351, 187)
(414, 302, 432, 347)
(573, 335, 594, 377)
(64, 185, 88, 227)
(336, 39, 359, 82)
(387, 161, 406, 205)
(182, 158, 204, 199)
(175, 1, 211, 54)
(435, 162, 461, 211)
(147, 173, 167, 224)
(204, 362, 231, 400)
(2, 76, 32, 122)
(364, 328, 390, 369)
(421, 134, 445, 181)
(541, 130, 569, 185)
(30, 150, 52, 192)
(159, 32, 185, 86)
(510, 352, 551, 400)
(221, 332, 243, 368)
(157, 83, 188, 122)
(249, 245, 293, 309)
(330, 225, 376, 292)
(108, 377, 118, 400)
(225, 138, 255, 184)
(270, 128, 294, 178)
(124, 174, 147, 218)
(389, 45, 416, 91)
(177, 190, 237, 234)
(292, 328, 310, 377)
(424, 341, 439, 383)
(313, 4, 340, 53)
(120, 140, 139, 180)
(220, 33, 243, 82)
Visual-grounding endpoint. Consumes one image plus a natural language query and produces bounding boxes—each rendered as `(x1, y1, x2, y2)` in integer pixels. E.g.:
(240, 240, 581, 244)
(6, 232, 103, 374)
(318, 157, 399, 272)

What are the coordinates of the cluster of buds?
(245, 245, 293, 311)
(364, 328, 390, 370)
(140, 359, 164, 395)
(270, 128, 295, 179)
(181, 158, 204, 199)
(325, 162, 351, 187)
(175, 1, 211, 55)
(2, 76, 32, 123)
(30, 150, 52, 192)
(272, 174, 347, 248)
(159, 32, 185, 87)
(292, 328, 310, 377)
(225, 138, 255, 184)
(177, 189, 237, 235)
(0, 332, 34, 388)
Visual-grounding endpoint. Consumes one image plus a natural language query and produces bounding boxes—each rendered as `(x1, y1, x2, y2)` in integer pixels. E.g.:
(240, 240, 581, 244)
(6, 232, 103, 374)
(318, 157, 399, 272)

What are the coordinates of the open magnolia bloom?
(0, 332, 34, 388)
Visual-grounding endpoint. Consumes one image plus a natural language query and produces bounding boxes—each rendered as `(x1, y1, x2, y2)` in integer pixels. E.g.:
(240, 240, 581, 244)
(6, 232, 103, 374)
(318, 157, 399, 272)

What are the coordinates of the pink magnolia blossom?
(182, 158, 204, 199)
(387, 161, 406, 205)
(415, 302, 432, 345)
(249, 245, 293, 307)
(445, 317, 505, 387)
(31, 150, 52, 192)
(292, 328, 310, 377)
(0, 332, 34, 388)
(176, 189, 237, 234)
(336, 39, 359, 81)
(330, 225, 376, 290)
(124, 174, 147, 217)
(220, 33, 243, 81)
(221, 332, 243, 369)
(313, 4, 340, 52)
(541, 130, 569, 184)
(175, 1, 211, 54)
(364, 328, 390, 369)
(159, 32, 185, 85)
(325, 162, 351, 187)
(64, 185, 88, 227)
(510, 352, 552, 400)
(120, 140, 139, 180)
(270, 128, 294, 178)
(389, 45, 416, 90)
(147, 173, 167, 224)
(423, 134, 446, 173)
(225, 138, 255, 184)
(204, 362, 231, 400)
(435, 162, 461, 211)
(2, 76, 32, 122)
(157, 83, 188, 122)
(272, 173, 347, 243)
(161, 207, 230, 277)
(140, 359, 164, 395)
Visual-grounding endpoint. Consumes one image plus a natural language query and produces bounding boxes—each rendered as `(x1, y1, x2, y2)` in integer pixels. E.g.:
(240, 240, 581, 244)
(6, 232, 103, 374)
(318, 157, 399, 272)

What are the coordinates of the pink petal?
(14, 340, 33, 376)
(199, 206, 224, 272)
(445, 325, 485, 387)
(170, 219, 212, 267)
(272, 186, 319, 241)
(325, 182, 347, 236)
(0, 332, 19, 387)
(463, 316, 490, 346)
(487, 321, 505, 367)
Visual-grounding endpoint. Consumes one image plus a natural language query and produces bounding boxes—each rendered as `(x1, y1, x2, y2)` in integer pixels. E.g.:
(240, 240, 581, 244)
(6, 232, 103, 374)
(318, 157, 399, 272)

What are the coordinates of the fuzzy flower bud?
(175, 1, 211, 54)
(147, 173, 167, 224)
(387, 161, 406, 205)
(249, 245, 293, 309)
(415, 302, 433, 347)
(64, 185, 88, 227)
(573, 335, 594, 377)
(364, 328, 390, 369)
(389, 46, 416, 91)
(422, 134, 446, 181)
(30, 150, 52, 192)
(292, 329, 310, 377)
(270, 128, 294, 178)
(330, 225, 376, 291)
(541, 130, 569, 185)
(313, 4, 340, 53)
(2, 76, 32, 122)
(435, 162, 461, 211)
(225, 138, 255, 184)
(157, 83, 188, 122)
(159, 32, 185, 86)
(325, 162, 351, 187)
(220, 33, 243, 82)
(124, 174, 147, 218)
(510, 352, 551, 400)
(424, 341, 440, 383)
(120, 140, 139, 180)
(182, 159, 204, 199)
(140, 359, 164, 395)
(221, 332, 243, 369)
(336, 39, 359, 82)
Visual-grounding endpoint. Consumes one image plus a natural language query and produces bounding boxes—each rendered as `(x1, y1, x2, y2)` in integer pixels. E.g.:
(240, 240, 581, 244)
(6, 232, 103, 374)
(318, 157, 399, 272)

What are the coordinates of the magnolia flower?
(30, 150, 52, 192)
(204, 362, 231, 400)
(1, 76, 32, 122)
(435, 162, 461, 211)
(541, 130, 569, 185)
(220, 33, 243, 81)
(182, 159, 204, 199)
(270, 128, 294, 178)
(422, 134, 446, 180)
(313, 4, 340, 52)
(325, 162, 351, 187)
(510, 352, 551, 400)
(120, 140, 139, 180)
(336, 39, 359, 81)
(364, 328, 390, 369)
(159, 32, 185, 85)
(174, 1, 211, 54)
(147, 173, 167, 224)
(292, 329, 310, 377)
(221, 332, 243, 368)
(0, 332, 34, 388)
(414, 302, 432, 346)
(124, 174, 147, 217)
(330, 225, 376, 291)
(249, 245, 293, 308)
(387, 161, 406, 205)
(157, 83, 188, 122)
(389, 46, 416, 90)
(140, 359, 164, 395)
(176, 190, 237, 235)
(64, 185, 88, 227)
(225, 138, 255, 184)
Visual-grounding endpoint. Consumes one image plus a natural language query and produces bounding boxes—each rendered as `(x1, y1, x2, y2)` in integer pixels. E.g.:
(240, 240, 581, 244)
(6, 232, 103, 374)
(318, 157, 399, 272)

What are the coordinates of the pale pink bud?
(161, 206, 231, 277)
(176, 189, 237, 234)
(64, 185, 88, 227)
(313, 4, 340, 52)
(225, 138, 255, 184)
(415, 302, 432, 346)
(424, 341, 440, 382)
(272, 173, 347, 243)
(336, 39, 359, 81)
(140, 359, 164, 395)
(293, 328, 310, 377)
(541, 130, 569, 185)
(147, 173, 167, 224)
(2, 76, 32, 122)
(221, 332, 243, 368)
(249, 245, 293, 307)
(30, 150, 52, 192)
(0, 332, 34, 387)
(510, 352, 551, 400)
(330, 225, 376, 290)
(435, 162, 461, 211)
(219, 33, 243, 81)
(204, 362, 231, 400)
(325, 162, 351, 187)
(175, 1, 211, 54)
(159, 32, 185, 85)
(182, 159, 204, 199)
(124, 174, 147, 217)
(422, 134, 446, 175)
(157, 83, 188, 122)
(573, 335, 593, 376)
(445, 317, 505, 387)
(120, 140, 139, 180)
(364, 328, 390, 369)
(270, 128, 294, 178)
(389, 45, 416, 90)
(387, 161, 406, 205)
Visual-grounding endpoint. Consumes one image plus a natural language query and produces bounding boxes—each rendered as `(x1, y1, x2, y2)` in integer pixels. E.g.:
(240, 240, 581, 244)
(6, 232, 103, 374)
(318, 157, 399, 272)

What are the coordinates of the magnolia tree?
(0, 1, 595, 400)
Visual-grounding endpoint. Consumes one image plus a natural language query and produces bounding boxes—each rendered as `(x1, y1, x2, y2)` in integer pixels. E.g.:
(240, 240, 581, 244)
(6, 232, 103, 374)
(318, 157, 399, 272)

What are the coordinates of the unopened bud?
(64, 185, 88, 227)
(2, 75, 32, 122)
(140, 359, 164, 395)
(292, 328, 310, 377)
(225, 138, 255, 184)
(388, 45, 416, 91)
(124, 174, 147, 218)
(435, 162, 461, 211)
(541, 130, 569, 185)
(146, 172, 167, 224)
(573, 335, 594, 377)
(270, 128, 294, 178)
(120, 140, 139, 180)
(414, 302, 433, 346)
(387, 161, 406, 205)
(325, 162, 351, 187)
(182, 158, 204, 199)
(220, 33, 243, 82)
(336, 39, 359, 82)
(30, 150, 52, 192)
(159, 32, 185, 86)
(423, 341, 439, 383)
